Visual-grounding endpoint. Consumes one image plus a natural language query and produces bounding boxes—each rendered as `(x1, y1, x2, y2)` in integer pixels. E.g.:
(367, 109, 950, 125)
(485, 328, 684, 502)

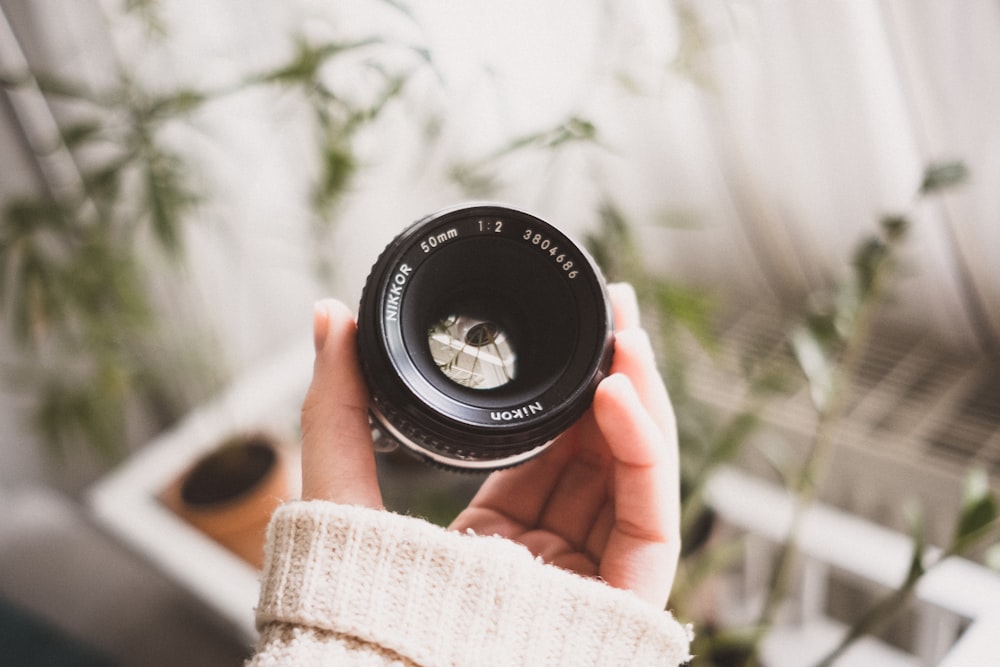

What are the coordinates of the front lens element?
(428, 314, 517, 390)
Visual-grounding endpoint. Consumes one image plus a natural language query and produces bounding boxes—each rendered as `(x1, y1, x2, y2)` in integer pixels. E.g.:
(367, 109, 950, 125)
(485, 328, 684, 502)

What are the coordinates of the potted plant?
(160, 432, 289, 569)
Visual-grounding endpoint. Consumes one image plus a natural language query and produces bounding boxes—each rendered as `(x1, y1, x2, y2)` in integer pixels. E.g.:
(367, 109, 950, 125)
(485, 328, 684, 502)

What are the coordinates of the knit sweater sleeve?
(248, 501, 692, 667)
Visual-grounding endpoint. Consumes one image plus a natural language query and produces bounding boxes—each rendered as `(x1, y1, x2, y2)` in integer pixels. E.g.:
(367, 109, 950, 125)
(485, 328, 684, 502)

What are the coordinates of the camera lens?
(357, 204, 614, 471)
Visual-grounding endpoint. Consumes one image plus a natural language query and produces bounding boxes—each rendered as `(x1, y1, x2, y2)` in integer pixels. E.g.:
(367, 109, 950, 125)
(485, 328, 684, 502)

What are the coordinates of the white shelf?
(706, 465, 1000, 665)
(87, 337, 312, 642)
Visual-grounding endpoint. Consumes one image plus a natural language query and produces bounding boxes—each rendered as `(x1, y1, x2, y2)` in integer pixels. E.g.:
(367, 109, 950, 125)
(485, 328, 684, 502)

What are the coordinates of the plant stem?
(749, 252, 893, 664)
(813, 538, 945, 667)
(814, 573, 920, 667)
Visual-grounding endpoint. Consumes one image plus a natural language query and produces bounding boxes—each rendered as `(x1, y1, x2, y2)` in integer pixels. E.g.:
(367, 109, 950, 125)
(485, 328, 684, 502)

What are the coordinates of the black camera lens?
(357, 204, 614, 471)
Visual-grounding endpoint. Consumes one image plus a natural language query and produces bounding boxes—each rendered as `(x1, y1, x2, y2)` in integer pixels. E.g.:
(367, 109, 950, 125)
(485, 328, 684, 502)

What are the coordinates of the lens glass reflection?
(428, 314, 517, 390)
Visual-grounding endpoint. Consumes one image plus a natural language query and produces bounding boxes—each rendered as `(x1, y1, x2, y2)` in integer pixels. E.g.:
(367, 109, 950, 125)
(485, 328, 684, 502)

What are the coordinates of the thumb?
(300, 299, 382, 508)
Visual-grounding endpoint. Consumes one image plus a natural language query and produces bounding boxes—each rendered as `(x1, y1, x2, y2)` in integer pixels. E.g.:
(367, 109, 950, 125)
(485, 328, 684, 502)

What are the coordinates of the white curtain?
(1, 0, 997, 487)
(674, 1, 1000, 355)
(4, 0, 998, 354)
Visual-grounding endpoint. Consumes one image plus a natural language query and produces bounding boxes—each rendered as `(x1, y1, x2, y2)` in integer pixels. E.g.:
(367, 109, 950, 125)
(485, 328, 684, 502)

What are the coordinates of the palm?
(450, 308, 680, 608)
(451, 417, 614, 578)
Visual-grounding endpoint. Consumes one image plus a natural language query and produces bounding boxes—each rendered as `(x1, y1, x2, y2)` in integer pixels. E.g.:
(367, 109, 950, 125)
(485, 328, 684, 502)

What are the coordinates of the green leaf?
(149, 89, 208, 118)
(791, 324, 835, 411)
(61, 121, 103, 149)
(261, 37, 381, 86)
(904, 500, 927, 579)
(585, 202, 634, 281)
(142, 147, 197, 254)
(746, 361, 799, 397)
(448, 162, 500, 198)
(547, 116, 597, 148)
(379, 0, 417, 20)
(17, 251, 59, 343)
(262, 39, 329, 85)
(2, 197, 64, 238)
(654, 208, 704, 231)
(34, 367, 129, 462)
(313, 138, 357, 212)
(985, 543, 1000, 573)
(706, 411, 759, 469)
(83, 161, 125, 202)
(494, 115, 599, 159)
(880, 214, 909, 242)
(32, 74, 99, 103)
(833, 280, 863, 339)
(651, 281, 719, 350)
(804, 310, 840, 348)
(852, 237, 889, 297)
(920, 161, 968, 194)
(124, 0, 169, 39)
(951, 468, 999, 555)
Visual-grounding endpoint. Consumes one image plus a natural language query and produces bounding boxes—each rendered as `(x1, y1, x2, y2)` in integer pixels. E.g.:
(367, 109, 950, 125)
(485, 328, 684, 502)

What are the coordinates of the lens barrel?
(357, 204, 614, 471)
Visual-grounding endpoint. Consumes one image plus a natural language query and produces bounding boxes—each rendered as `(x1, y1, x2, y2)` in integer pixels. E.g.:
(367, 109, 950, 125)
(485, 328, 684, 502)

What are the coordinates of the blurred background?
(1, 1, 998, 665)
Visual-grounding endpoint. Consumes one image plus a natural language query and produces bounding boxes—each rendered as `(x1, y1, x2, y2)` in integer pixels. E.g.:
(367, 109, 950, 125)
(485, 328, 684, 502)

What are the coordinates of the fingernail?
(602, 372, 634, 396)
(608, 282, 637, 302)
(313, 301, 331, 352)
(616, 327, 657, 362)
(607, 282, 640, 329)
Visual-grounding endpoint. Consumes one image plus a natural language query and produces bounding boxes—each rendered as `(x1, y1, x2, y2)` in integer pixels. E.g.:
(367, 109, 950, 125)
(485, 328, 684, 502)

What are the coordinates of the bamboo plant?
(0, 2, 428, 460)
(584, 162, 999, 667)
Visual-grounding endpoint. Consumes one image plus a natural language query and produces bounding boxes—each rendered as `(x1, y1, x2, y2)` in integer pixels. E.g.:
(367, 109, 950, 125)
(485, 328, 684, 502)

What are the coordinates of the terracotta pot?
(162, 432, 289, 569)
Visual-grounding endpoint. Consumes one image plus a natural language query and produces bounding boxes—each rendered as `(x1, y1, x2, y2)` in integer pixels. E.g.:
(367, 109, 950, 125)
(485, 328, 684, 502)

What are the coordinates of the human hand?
(299, 285, 680, 608)
(449, 283, 680, 607)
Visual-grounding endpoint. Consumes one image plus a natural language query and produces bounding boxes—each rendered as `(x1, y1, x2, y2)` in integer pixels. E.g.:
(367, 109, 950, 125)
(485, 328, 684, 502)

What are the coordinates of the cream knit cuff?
(255, 501, 691, 666)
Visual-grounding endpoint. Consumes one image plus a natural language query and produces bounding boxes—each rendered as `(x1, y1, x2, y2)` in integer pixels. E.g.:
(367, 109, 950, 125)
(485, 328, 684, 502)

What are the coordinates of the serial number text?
(522, 229, 579, 278)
